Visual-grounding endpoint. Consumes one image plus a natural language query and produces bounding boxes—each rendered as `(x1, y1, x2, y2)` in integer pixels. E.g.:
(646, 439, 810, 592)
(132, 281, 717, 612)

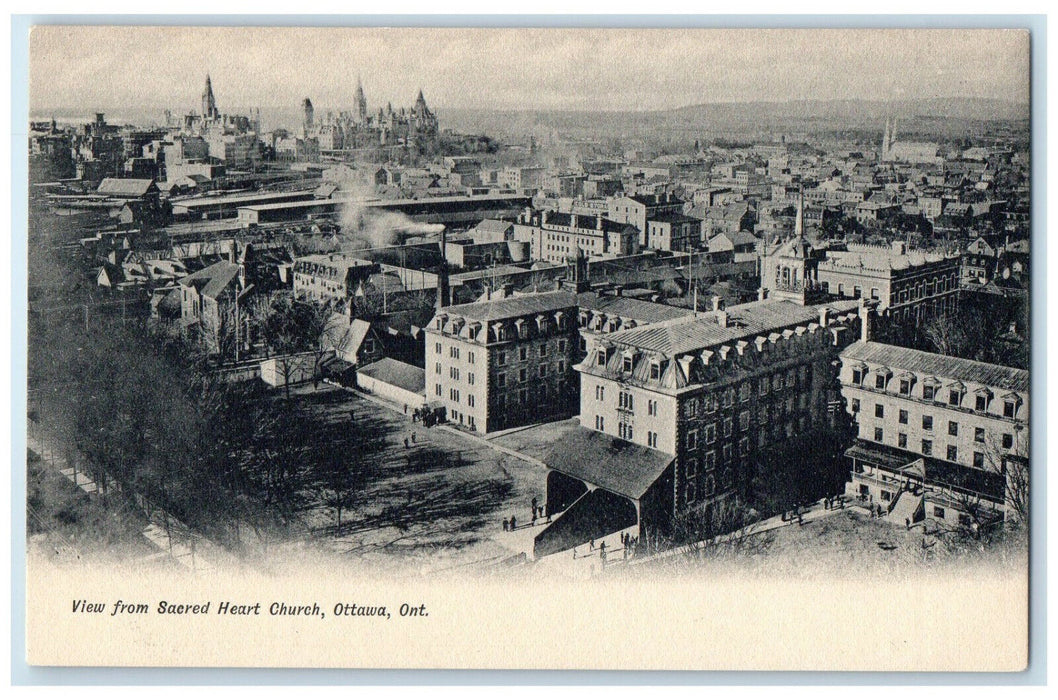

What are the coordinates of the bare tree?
(665, 497, 775, 560)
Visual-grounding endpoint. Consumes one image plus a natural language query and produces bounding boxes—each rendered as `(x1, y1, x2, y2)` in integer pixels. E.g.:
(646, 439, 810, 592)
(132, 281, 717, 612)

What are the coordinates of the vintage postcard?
(23, 24, 1032, 671)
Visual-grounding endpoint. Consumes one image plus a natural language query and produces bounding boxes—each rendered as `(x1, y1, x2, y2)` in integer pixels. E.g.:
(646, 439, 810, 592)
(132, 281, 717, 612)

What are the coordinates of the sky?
(29, 26, 1030, 114)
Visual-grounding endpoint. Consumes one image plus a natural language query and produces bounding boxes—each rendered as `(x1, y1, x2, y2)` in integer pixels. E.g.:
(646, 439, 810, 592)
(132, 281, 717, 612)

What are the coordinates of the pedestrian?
(531, 497, 538, 513)
(510, 515, 516, 530)
(905, 517, 911, 530)
(503, 518, 509, 532)
(403, 404, 408, 415)
(589, 539, 595, 551)
(599, 541, 606, 553)
(531, 510, 537, 526)
(572, 548, 576, 559)
(412, 432, 416, 444)
(403, 437, 409, 449)
(350, 410, 356, 422)
(546, 512, 551, 523)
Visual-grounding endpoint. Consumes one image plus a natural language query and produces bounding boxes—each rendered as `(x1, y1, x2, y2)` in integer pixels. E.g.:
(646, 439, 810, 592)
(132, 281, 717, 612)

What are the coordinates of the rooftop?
(601, 298, 860, 357)
(439, 289, 577, 323)
(576, 292, 694, 326)
(177, 260, 241, 299)
(543, 426, 673, 500)
(356, 357, 426, 395)
(841, 341, 1029, 394)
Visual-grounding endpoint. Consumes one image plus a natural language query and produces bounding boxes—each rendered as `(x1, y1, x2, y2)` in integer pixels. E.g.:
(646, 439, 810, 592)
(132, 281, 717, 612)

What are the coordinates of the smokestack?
(436, 229, 451, 310)
(859, 299, 877, 343)
(716, 309, 729, 328)
(712, 295, 723, 312)
(819, 306, 830, 328)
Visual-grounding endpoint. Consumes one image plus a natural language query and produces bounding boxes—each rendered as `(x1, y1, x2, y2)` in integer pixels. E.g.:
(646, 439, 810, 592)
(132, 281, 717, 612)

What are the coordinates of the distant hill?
(663, 97, 1029, 124)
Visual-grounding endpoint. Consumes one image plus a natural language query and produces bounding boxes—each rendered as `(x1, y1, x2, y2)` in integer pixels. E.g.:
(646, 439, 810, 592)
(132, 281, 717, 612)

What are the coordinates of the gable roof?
(177, 260, 242, 299)
(356, 358, 426, 395)
(439, 290, 577, 323)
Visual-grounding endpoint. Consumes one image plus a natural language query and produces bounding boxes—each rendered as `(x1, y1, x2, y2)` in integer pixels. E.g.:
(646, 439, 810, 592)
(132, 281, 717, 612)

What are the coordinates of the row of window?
(849, 374, 1021, 418)
(867, 425, 1010, 468)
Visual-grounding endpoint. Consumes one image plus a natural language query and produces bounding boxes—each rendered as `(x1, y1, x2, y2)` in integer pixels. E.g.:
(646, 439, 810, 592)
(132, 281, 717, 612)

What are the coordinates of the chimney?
(891, 240, 907, 256)
(501, 283, 513, 298)
(716, 309, 729, 328)
(859, 298, 877, 343)
(712, 295, 723, 312)
(758, 287, 767, 301)
(818, 306, 830, 327)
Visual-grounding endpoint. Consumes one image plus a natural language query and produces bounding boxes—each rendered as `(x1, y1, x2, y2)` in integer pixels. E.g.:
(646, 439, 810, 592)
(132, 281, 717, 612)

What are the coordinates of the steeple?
(201, 74, 218, 119)
(354, 76, 367, 123)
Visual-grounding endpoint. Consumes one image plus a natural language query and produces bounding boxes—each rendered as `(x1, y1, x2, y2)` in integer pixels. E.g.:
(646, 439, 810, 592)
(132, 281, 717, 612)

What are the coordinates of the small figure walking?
(411, 432, 417, 444)
(589, 539, 595, 551)
(403, 404, 408, 415)
(531, 510, 537, 526)
(403, 437, 409, 449)
(502, 518, 509, 532)
(510, 515, 517, 530)
(905, 517, 911, 530)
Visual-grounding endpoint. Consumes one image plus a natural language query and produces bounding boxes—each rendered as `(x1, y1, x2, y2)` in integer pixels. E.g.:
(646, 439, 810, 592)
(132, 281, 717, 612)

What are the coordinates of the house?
(356, 358, 427, 409)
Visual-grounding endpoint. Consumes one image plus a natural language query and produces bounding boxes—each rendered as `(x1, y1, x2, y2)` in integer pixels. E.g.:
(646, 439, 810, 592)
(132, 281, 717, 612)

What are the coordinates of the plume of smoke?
(334, 176, 445, 251)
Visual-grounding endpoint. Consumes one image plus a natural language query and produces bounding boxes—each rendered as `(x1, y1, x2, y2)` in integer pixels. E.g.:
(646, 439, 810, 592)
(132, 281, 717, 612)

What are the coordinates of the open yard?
(253, 385, 551, 575)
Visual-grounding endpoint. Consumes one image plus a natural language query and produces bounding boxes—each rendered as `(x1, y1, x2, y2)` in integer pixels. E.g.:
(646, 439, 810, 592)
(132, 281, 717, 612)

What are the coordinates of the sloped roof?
(474, 219, 514, 234)
(543, 426, 673, 500)
(576, 292, 693, 326)
(177, 260, 241, 299)
(439, 290, 577, 322)
(602, 298, 860, 356)
(97, 178, 156, 197)
(356, 358, 426, 395)
(841, 341, 1028, 393)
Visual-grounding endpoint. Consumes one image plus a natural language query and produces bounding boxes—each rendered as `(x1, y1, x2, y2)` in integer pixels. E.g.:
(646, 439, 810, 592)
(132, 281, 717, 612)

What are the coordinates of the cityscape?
(26, 27, 1030, 582)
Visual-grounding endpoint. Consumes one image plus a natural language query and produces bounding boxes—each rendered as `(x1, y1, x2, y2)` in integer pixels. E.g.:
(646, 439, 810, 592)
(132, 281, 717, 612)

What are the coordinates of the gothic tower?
(355, 76, 367, 124)
(201, 74, 218, 119)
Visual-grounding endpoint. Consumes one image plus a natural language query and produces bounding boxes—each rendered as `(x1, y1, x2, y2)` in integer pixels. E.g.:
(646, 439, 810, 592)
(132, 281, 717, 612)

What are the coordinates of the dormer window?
(875, 374, 887, 390)
(650, 361, 661, 381)
(948, 388, 963, 407)
(1004, 396, 1019, 418)
(622, 355, 634, 373)
(899, 378, 911, 395)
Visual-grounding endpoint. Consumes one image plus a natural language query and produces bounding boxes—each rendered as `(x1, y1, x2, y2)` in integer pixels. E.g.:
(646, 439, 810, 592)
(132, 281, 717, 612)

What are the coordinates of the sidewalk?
(27, 422, 232, 572)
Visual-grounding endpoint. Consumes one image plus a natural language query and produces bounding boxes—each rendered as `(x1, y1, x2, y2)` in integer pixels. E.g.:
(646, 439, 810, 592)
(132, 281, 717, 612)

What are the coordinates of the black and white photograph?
(19, 22, 1034, 671)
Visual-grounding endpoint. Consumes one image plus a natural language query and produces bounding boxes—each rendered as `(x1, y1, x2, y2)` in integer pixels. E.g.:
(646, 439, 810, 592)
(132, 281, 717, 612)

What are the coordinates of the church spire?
(202, 73, 218, 119)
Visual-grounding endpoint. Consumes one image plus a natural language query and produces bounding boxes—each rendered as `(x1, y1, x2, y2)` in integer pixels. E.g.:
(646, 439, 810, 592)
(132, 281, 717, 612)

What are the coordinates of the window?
(740, 437, 749, 456)
(595, 385, 605, 401)
(974, 427, 985, 443)
(706, 423, 716, 444)
(449, 388, 460, 402)
(519, 347, 528, 362)
(706, 450, 716, 470)
(898, 433, 907, 449)
(435, 362, 441, 375)
(650, 363, 660, 380)
(622, 355, 634, 373)
(852, 369, 863, 385)
(435, 383, 441, 397)
(538, 364, 547, 378)
(540, 344, 548, 358)
(724, 418, 733, 437)
(922, 415, 933, 431)
(595, 415, 604, 431)
(648, 431, 658, 448)
(619, 391, 635, 412)
(434, 342, 441, 354)
(958, 514, 972, 528)
(874, 427, 884, 442)
(685, 457, 698, 477)
(975, 395, 987, 412)
(450, 346, 459, 359)
(948, 421, 958, 437)
(933, 506, 946, 519)
(923, 385, 936, 401)
(922, 439, 932, 456)
(899, 379, 911, 395)
(468, 394, 475, 408)
(946, 445, 958, 462)
(899, 409, 908, 425)
(948, 389, 961, 407)
(851, 398, 860, 413)
(723, 444, 732, 461)
(687, 429, 698, 450)
(973, 452, 985, 468)
(558, 361, 565, 374)
(739, 411, 750, 431)
(497, 373, 506, 388)
(881, 489, 892, 502)
(468, 373, 475, 386)
(875, 374, 887, 390)
(1002, 433, 1014, 450)
(497, 352, 507, 366)
(468, 351, 475, 364)
(1004, 399, 1017, 418)
(558, 340, 566, 353)
(619, 423, 633, 441)
(874, 404, 884, 418)
(517, 368, 526, 383)
(450, 367, 459, 380)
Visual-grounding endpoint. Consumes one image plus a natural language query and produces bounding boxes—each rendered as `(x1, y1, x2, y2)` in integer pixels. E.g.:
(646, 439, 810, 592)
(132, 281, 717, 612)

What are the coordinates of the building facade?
(291, 254, 379, 304)
(573, 297, 863, 534)
(512, 210, 639, 263)
(839, 340, 1028, 527)
(424, 291, 580, 433)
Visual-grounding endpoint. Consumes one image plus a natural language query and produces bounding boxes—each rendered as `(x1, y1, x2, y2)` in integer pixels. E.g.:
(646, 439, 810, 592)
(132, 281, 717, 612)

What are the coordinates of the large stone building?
(291, 254, 379, 304)
(608, 192, 685, 246)
(424, 290, 580, 433)
(537, 295, 863, 554)
(512, 210, 639, 263)
(839, 340, 1028, 529)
